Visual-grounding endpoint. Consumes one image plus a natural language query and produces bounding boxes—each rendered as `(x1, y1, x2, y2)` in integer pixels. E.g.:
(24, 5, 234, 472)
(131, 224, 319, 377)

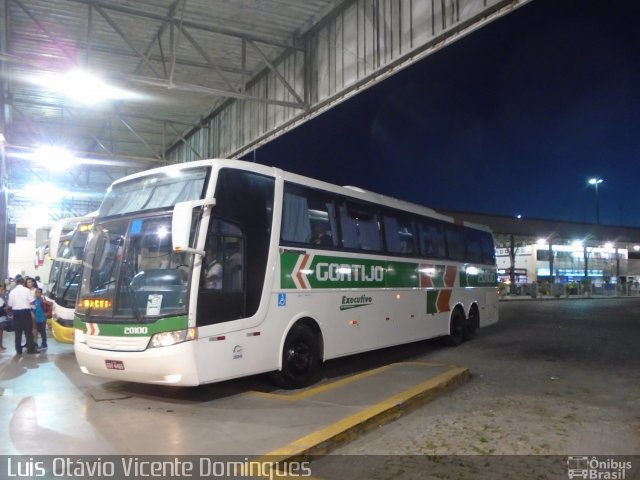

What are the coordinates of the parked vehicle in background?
(46, 214, 96, 343)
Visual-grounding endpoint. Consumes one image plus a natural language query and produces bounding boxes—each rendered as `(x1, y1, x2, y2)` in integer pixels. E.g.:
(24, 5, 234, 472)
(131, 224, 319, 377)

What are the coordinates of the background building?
(439, 210, 640, 294)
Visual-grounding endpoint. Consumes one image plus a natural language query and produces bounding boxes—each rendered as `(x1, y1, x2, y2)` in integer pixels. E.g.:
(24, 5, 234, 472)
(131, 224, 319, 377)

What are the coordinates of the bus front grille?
(86, 335, 150, 352)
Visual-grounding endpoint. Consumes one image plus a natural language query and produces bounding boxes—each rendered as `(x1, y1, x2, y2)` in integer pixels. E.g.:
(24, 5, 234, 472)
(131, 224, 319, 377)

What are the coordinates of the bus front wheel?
(272, 324, 319, 389)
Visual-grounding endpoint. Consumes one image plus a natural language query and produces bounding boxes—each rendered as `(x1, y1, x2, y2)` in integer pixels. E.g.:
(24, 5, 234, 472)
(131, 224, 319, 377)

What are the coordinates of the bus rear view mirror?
(172, 199, 215, 255)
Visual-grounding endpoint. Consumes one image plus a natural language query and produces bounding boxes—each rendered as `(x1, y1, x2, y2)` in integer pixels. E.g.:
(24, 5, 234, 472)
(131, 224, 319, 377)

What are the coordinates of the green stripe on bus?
(280, 251, 496, 290)
(426, 290, 439, 314)
(459, 268, 498, 287)
(280, 251, 419, 289)
(74, 315, 188, 336)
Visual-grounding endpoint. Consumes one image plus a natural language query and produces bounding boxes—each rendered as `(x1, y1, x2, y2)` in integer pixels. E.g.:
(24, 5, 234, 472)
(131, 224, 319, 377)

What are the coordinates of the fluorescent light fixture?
(32, 146, 76, 170)
(30, 69, 139, 105)
(572, 240, 583, 248)
(20, 182, 65, 202)
(23, 206, 51, 227)
(537, 238, 547, 246)
(604, 242, 614, 250)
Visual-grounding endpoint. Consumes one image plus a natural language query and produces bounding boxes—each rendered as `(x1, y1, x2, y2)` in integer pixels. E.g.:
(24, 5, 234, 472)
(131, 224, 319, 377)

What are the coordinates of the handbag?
(3, 317, 14, 332)
(44, 301, 53, 319)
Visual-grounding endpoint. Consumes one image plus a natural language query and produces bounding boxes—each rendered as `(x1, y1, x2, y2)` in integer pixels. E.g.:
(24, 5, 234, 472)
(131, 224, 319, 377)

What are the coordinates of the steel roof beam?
(122, 74, 306, 109)
(168, 0, 187, 86)
(133, 0, 183, 75)
(65, 0, 302, 51)
(246, 38, 304, 106)
(167, 122, 203, 160)
(179, 26, 237, 93)
(10, 0, 80, 67)
(118, 116, 162, 160)
(94, 4, 162, 78)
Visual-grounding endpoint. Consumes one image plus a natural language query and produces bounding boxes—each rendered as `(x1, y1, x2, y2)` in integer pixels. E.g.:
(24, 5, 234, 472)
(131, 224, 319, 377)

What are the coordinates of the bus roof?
(107, 159, 492, 233)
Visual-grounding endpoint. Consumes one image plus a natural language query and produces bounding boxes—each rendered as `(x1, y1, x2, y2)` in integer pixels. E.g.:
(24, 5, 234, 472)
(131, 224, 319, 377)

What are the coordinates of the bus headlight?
(149, 328, 197, 348)
(75, 329, 87, 344)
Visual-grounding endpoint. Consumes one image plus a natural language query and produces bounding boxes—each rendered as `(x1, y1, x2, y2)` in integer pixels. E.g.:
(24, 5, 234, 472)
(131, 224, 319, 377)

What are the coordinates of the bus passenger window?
(339, 201, 382, 251)
(419, 222, 446, 258)
(281, 183, 338, 248)
(384, 214, 416, 255)
(446, 227, 466, 261)
(282, 192, 311, 243)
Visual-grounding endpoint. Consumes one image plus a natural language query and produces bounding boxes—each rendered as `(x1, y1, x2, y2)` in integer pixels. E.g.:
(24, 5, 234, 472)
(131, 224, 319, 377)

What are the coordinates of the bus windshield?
(99, 166, 208, 217)
(77, 214, 193, 321)
(47, 225, 91, 309)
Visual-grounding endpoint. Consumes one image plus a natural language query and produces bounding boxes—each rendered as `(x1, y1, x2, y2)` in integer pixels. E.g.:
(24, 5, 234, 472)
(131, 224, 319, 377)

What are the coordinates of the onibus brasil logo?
(567, 456, 632, 479)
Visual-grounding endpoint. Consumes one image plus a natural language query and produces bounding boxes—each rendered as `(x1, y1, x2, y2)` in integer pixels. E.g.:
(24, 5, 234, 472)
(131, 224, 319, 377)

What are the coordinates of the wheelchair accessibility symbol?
(277, 293, 287, 307)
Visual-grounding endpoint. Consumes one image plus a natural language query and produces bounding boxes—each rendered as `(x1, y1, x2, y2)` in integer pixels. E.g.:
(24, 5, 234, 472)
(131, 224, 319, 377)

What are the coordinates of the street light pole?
(588, 178, 603, 225)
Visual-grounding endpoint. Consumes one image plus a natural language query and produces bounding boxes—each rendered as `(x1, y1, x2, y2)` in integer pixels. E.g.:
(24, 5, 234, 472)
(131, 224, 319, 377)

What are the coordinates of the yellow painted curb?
(258, 365, 469, 464)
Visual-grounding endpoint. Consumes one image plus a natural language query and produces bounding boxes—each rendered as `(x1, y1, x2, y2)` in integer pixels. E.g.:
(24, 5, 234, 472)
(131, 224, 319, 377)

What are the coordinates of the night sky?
(247, 0, 640, 227)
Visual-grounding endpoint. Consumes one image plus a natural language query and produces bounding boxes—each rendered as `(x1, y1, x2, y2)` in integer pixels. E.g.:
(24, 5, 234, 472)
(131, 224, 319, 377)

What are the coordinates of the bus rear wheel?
(464, 305, 479, 340)
(272, 324, 319, 389)
(446, 309, 465, 346)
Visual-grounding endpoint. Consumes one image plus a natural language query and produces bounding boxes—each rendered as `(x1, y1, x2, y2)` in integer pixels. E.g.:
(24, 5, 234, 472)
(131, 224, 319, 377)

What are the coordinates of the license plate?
(105, 360, 125, 370)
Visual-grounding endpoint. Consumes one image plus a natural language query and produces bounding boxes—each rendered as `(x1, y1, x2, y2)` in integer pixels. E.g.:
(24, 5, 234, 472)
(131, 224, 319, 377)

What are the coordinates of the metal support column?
(1, 0, 10, 280)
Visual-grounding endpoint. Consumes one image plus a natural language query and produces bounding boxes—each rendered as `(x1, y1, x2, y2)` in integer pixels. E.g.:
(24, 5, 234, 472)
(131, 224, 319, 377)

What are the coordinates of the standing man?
(7, 276, 38, 354)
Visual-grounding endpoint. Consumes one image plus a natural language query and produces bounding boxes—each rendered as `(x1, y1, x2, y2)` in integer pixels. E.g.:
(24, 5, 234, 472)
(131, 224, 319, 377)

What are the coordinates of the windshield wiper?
(121, 261, 145, 324)
(59, 268, 81, 302)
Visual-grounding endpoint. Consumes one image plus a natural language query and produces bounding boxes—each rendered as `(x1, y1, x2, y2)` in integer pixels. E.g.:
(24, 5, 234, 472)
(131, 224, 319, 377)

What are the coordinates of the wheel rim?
(469, 310, 478, 330)
(453, 316, 463, 338)
(286, 340, 311, 374)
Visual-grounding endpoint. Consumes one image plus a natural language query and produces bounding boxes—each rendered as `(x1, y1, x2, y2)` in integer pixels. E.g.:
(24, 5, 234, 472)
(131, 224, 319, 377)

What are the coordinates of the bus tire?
(272, 324, 319, 389)
(446, 309, 465, 346)
(464, 305, 479, 340)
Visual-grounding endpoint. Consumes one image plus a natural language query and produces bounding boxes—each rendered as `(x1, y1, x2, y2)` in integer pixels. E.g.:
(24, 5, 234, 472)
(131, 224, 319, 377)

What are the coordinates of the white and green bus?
(71, 159, 497, 387)
(46, 214, 96, 343)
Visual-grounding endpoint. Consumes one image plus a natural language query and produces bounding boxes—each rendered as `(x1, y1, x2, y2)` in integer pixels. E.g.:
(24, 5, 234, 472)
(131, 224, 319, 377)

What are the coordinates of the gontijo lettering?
(316, 263, 384, 282)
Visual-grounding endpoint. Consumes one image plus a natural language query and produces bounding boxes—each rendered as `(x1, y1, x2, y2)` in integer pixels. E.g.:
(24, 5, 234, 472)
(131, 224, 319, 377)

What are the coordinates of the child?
(0, 284, 6, 351)
(32, 288, 51, 350)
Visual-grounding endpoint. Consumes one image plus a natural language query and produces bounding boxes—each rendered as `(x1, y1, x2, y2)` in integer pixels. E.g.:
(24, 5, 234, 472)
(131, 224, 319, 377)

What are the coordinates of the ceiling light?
(32, 146, 76, 170)
(30, 69, 139, 105)
(19, 183, 65, 202)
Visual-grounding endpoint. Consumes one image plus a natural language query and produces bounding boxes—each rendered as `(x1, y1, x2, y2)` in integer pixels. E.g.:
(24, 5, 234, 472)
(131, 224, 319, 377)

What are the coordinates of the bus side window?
(419, 222, 446, 259)
(466, 230, 483, 263)
(282, 191, 311, 243)
(446, 226, 466, 262)
(383, 213, 416, 255)
(281, 183, 338, 248)
(480, 231, 496, 264)
(340, 201, 382, 251)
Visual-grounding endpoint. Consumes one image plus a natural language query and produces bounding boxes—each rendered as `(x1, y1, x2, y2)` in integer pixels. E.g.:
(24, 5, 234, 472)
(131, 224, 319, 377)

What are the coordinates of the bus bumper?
(75, 341, 200, 386)
(51, 319, 75, 344)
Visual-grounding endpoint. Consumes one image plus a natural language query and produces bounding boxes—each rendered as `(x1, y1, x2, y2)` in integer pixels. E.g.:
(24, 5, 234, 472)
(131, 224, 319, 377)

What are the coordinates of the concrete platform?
(0, 331, 467, 459)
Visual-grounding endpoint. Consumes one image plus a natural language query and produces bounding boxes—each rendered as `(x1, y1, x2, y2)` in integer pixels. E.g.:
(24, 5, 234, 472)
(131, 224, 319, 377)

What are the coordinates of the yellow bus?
(46, 215, 95, 343)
